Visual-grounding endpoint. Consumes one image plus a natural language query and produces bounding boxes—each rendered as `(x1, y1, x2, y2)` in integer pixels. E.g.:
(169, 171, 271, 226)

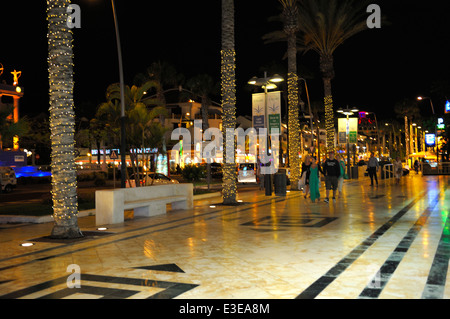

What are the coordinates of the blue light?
(446, 100, 450, 114)
(425, 134, 436, 146)
(12, 166, 52, 178)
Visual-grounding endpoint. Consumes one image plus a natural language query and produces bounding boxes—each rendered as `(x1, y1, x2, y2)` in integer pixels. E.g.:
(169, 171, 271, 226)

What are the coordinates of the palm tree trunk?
(281, 0, 301, 190)
(221, 0, 237, 204)
(48, 0, 82, 239)
(286, 35, 301, 190)
(320, 54, 336, 152)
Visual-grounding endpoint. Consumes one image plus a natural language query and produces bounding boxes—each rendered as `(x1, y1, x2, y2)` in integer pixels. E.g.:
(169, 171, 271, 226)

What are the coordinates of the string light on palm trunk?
(221, 49, 237, 203)
(47, 0, 79, 226)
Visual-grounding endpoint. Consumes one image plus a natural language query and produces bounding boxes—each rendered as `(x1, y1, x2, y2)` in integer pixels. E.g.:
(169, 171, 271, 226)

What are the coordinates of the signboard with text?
(252, 93, 265, 130)
(338, 118, 358, 144)
(252, 91, 281, 134)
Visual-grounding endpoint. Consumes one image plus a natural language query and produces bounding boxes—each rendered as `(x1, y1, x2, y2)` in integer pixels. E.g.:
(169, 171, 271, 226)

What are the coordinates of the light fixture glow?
(20, 243, 34, 247)
(248, 76, 258, 85)
(264, 83, 277, 90)
(269, 74, 284, 83)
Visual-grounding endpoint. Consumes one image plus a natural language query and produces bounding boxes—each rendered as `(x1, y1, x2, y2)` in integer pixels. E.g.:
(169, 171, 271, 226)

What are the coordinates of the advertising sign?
(267, 91, 281, 135)
(252, 93, 265, 130)
(252, 91, 281, 134)
(338, 118, 358, 144)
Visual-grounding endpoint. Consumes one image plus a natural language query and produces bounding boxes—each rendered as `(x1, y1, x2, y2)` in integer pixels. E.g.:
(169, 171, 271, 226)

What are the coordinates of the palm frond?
(297, 0, 372, 55)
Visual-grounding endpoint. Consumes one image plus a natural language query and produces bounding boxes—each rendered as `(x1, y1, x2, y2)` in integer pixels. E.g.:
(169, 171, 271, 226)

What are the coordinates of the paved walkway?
(0, 173, 449, 300)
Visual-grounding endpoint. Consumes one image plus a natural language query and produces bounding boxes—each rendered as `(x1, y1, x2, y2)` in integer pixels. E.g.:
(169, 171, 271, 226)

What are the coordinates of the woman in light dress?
(336, 154, 346, 199)
(301, 155, 311, 198)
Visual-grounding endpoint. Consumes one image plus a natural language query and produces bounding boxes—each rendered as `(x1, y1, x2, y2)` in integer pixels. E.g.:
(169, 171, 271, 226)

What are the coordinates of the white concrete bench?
(95, 183, 193, 226)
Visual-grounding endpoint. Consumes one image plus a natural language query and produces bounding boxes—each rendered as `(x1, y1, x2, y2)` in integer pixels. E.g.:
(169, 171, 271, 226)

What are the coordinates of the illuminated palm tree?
(394, 98, 421, 161)
(297, 0, 370, 151)
(221, 0, 237, 204)
(98, 80, 164, 185)
(280, 0, 302, 190)
(47, 0, 82, 238)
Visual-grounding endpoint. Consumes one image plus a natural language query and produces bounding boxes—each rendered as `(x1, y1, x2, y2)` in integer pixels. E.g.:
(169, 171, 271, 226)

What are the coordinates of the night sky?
(1, 1, 449, 122)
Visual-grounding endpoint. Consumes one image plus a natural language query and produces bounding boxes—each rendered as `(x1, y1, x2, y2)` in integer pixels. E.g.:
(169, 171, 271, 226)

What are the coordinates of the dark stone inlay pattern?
(422, 210, 450, 299)
(0, 273, 198, 299)
(359, 198, 439, 299)
(29, 231, 115, 244)
(134, 263, 185, 273)
(296, 193, 428, 299)
(241, 216, 338, 229)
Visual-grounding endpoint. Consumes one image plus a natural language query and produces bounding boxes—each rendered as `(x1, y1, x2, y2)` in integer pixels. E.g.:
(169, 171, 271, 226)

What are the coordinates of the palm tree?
(263, 0, 303, 190)
(98, 80, 165, 186)
(394, 98, 421, 161)
(297, 0, 370, 151)
(280, 0, 302, 190)
(186, 74, 218, 190)
(221, 0, 237, 205)
(136, 61, 184, 104)
(47, 0, 82, 239)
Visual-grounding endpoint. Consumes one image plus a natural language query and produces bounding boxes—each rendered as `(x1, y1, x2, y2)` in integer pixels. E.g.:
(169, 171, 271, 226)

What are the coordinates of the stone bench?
(95, 183, 193, 226)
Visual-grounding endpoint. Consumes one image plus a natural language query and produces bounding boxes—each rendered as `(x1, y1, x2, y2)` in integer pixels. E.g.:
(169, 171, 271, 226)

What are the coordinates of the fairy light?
(221, 49, 237, 204)
(287, 72, 301, 188)
(47, 0, 80, 234)
(324, 95, 335, 152)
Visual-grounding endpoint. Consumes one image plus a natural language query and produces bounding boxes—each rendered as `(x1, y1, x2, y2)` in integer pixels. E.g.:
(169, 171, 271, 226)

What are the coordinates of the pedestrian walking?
(301, 155, 311, 198)
(414, 160, 419, 174)
(336, 154, 346, 199)
(367, 152, 379, 186)
(393, 157, 403, 184)
(322, 151, 341, 203)
(309, 156, 323, 203)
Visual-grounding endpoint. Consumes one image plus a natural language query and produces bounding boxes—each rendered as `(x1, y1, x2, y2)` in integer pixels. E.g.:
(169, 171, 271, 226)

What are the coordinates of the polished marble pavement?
(0, 173, 449, 299)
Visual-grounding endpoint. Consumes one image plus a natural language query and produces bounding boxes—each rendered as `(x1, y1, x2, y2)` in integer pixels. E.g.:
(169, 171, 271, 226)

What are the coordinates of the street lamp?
(248, 72, 284, 196)
(417, 96, 435, 114)
(299, 78, 315, 156)
(337, 106, 359, 178)
(108, 0, 127, 188)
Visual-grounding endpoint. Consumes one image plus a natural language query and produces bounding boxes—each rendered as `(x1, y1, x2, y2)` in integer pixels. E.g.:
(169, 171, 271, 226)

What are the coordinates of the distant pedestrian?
(394, 157, 403, 184)
(367, 152, 379, 186)
(322, 151, 341, 203)
(336, 154, 346, 198)
(257, 163, 264, 190)
(309, 156, 323, 203)
(414, 160, 419, 174)
(301, 156, 311, 198)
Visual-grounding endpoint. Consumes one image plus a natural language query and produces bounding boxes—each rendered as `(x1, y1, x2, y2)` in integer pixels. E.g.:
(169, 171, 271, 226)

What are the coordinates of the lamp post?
(248, 72, 284, 196)
(417, 96, 435, 115)
(299, 78, 315, 155)
(337, 106, 359, 178)
(109, 0, 127, 188)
